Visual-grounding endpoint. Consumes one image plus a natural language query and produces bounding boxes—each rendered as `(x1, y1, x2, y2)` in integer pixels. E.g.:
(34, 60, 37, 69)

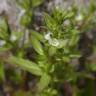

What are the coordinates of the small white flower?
(76, 14, 83, 21)
(10, 35, 17, 41)
(49, 38, 59, 47)
(44, 32, 52, 40)
(0, 40, 6, 46)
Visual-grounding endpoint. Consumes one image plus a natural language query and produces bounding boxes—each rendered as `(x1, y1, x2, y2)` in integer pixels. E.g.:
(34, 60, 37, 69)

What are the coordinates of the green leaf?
(64, 12, 74, 19)
(0, 19, 9, 40)
(44, 13, 59, 32)
(89, 63, 96, 71)
(31, 35, 44, 55)
(32, 0, 43, 7)
(31, 31, 44, 41)
(0, 62, 5, 81)
(52, 8, 67, 24)
(0, 19, 8, 31)
(7, 56, 43, 76)
(89, 0, 96, 13)
(38, 73, 51, 92)
(69, 51, 81, 58)
(62, 56, 70, 63)
(20, 12, 32, 26)
(0, 46, 12, 52)
(48, 46, 57, 56)
(69, 30, 79, 46)
(16, 0, 31, 10)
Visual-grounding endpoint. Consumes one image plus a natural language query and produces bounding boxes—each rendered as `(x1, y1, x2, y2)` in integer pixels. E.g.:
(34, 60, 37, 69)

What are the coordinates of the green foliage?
(0, 0, 96, 96)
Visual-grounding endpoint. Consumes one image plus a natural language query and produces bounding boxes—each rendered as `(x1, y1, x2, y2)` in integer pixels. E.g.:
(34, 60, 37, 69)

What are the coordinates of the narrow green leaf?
(31, 31, 44, 41)
(62, 56, 70, 63)
(7, 56, 43, 76)
(89, 63, 96, 71)
(0, 62, 5, 81)
(16, 0, 31, 9)
(48, 46, 57, 56)
(65, 12, 74, 19)
(0, 19, 8, 32)
(89, 0, 96, 13)
(38, 73, 51, 92)
(44, 13, 59, 32)
(0, 18, 9, 40)
(31, 36, 44, 55)
(32, 0, 43, 7)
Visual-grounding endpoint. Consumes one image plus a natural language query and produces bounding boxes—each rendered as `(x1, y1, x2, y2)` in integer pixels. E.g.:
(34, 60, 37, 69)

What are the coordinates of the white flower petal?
(44, 32, 52, 40)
